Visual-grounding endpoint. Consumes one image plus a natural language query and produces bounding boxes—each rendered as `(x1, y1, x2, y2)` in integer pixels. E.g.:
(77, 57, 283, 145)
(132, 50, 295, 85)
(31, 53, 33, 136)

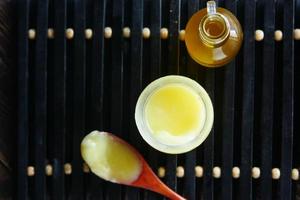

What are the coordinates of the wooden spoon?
(81, 131, 185, 200)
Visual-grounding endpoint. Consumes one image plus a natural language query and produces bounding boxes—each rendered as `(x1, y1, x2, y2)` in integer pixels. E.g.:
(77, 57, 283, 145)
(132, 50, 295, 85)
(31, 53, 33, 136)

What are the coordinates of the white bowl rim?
(135, 75, 214, 154)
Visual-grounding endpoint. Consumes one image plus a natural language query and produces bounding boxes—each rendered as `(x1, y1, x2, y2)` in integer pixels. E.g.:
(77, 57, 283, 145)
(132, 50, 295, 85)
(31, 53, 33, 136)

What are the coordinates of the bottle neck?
(198, 13, 230, 48)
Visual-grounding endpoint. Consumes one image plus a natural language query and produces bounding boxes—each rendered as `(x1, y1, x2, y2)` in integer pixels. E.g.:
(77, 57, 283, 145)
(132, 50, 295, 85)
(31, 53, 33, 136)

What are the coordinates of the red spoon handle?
(132, 163, 186, 200)
(147, 178, 186, 200)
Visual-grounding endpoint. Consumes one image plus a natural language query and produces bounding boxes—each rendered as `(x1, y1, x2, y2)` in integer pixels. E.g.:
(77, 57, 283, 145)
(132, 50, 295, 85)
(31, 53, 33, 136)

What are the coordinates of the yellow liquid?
(185, 8, 243, 67)
(145, 84, 205, 145)
(81, 131, 142, 184)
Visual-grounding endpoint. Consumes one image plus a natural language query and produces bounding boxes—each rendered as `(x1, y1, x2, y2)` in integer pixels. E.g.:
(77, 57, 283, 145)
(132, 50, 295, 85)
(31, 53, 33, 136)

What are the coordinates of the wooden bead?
(213, 166, 221, 178)
(28, 29, 36, 40)
(294, 29, 300, 40)
(179, 30, 185, 41)
(27, 166, 35, 176)
(142, 27, 151, 39)
(66, 28, 74, 39)
(45, 164, 53, 176)
(272, 168, 280, 180)
(255, 29, 264, 41)
(123, 27, 131, 38)
(291, 168, 299, 180)
(195, 166, 203, 177)
(104, 27, 112, 38)
(232, 166, 240, 179)
(64, 163, 72, 175)
(274, 30, 283, 41)
(85, 28, 93, 39)
(252, 167, 260, 179)
(160, 28, 168, 39)
(83, 163, 90, 173)
(158, 167, 166, 178)
(47, 28, 55, 39)
(176, 166, 184, 178)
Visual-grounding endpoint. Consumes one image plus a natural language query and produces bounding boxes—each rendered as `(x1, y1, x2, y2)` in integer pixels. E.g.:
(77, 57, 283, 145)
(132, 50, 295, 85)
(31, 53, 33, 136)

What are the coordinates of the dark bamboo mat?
(17, 0, 299, 199)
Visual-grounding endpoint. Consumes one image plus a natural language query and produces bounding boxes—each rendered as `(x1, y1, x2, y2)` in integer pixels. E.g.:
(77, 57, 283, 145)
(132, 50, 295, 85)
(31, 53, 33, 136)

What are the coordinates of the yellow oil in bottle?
(81, 131, 142, 184)
(185, 1, 243, 67)
(145, 83, 206, 146)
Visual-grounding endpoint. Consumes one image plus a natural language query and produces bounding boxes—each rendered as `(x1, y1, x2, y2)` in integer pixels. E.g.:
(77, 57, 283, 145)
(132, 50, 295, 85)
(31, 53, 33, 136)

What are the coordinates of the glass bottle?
(185, 1, 243, 67)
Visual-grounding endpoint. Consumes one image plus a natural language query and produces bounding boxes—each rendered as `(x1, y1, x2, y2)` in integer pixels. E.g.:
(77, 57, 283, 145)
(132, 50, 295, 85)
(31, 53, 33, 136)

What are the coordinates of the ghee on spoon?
(81, 131, 185, 200)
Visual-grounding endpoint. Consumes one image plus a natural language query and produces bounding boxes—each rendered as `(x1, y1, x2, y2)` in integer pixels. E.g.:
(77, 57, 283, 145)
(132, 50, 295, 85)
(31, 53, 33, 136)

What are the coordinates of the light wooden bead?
(195, 166, 203, 177)
(28, 29, 36, 40)
(47, 28, 55, 39)
(160, 28, 168, 39)
(252, 167, 260, 179)
(64, 163, 72, 175)
(213, 166, 221, 178)
(255, 29, 264, 41)
(158, 167, 166, 178)
(83, 163, 90, 173)
(123, 27, 131, 38)
(272, 168, 280, 180)
(291, 168, 299, 180)
(104, 27, 112, 38)
(85, 28, 93, 39)
(294, 29, 300, 40)
(179, 30, 185, 41)
(176, 166, 184, 178)
(66, 28, 74, 39)
(27, 166, 35, 176)
(45, 164, 53, 176)
(232, 166, 240, 179)
(274, 30, 283, 41)
(142, 27, 151, 39)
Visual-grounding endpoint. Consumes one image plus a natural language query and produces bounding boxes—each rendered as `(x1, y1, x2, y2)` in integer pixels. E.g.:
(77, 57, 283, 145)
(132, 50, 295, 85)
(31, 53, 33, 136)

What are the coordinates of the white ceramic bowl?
(135, 75, 214, 154)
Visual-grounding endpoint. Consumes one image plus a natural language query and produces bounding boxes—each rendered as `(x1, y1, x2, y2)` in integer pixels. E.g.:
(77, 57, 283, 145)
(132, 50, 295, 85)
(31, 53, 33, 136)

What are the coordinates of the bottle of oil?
(185, 1, 243, 67)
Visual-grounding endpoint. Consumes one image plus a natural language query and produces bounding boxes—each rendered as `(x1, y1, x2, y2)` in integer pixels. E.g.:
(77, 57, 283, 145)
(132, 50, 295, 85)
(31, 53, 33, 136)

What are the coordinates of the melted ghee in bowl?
(145, 83, 206, 146)
(135, 75, 214, 154)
